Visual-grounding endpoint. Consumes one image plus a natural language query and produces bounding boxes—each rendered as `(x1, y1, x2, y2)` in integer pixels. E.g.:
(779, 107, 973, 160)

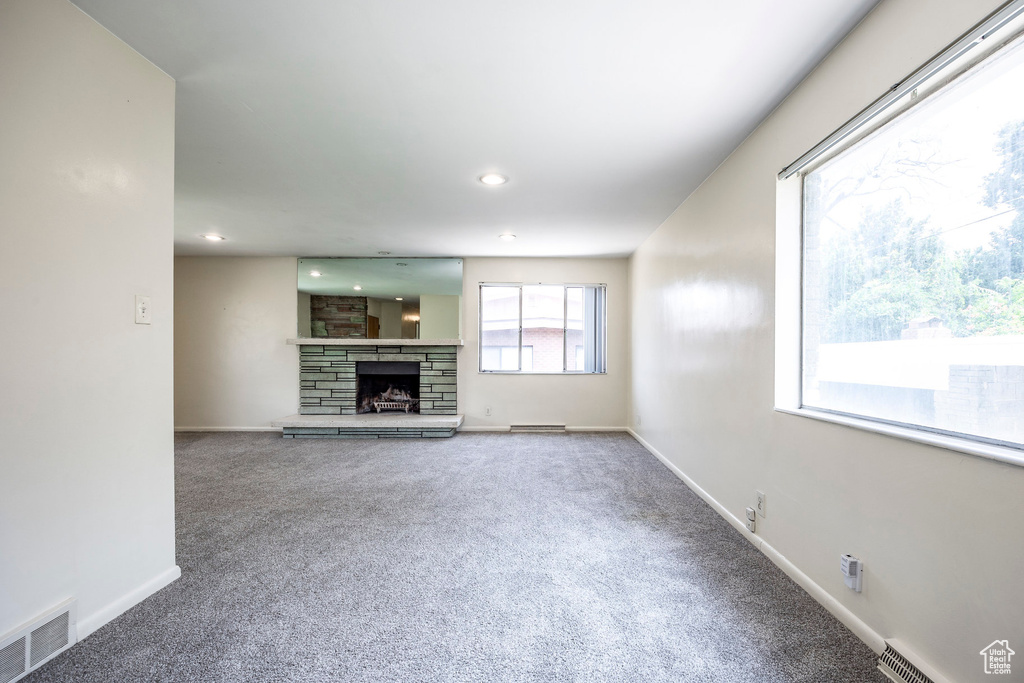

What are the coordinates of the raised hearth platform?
(271, 413, 464, 439)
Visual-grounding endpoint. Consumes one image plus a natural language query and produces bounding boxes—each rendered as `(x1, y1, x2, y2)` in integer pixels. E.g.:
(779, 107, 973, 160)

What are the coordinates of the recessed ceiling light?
(479, 173, 508, 186)
(396, 263, 408, 267)
(201, 234, 225, 241)
(395, 297, 403, 301)
(353, 285, 362, 291)
(499, 233, 516, 241)
(378, 251, 391, 255)
(309, 270, 322, 277)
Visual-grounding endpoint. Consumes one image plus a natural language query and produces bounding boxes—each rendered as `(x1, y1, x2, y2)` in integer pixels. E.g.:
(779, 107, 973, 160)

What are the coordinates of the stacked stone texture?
(310, 296, 367, 337)
(299, 344, 458, 416)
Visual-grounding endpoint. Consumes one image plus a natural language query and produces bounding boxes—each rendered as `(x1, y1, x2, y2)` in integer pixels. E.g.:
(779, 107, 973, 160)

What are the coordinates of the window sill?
(478, 371, 607, 375)
(775, 406, 1024, 468)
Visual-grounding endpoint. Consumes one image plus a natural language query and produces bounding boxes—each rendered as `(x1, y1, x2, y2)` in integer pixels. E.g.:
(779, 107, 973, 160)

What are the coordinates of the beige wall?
(0, 0, 177, 639)
(174, 256, 626, 430)
(175, 257, 299, 429)
(419, 294, 461, 340)
(628, 1, 1023, 680)
(460, 258, 628, 429)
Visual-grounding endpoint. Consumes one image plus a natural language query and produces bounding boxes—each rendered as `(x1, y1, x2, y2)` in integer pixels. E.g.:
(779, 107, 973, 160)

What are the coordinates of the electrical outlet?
(135, 295, 152, 325)
(756, 490, 766, 517)
(484, 406, 492, 416)
(745, 507, 756, 533)
(636, 414, 642, 426)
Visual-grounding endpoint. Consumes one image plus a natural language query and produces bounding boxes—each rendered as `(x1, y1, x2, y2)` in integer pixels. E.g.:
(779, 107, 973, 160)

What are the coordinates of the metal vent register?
(0, 600, 76, 683)
(0, 639, 26, 683)
(878, 642, 935, 683)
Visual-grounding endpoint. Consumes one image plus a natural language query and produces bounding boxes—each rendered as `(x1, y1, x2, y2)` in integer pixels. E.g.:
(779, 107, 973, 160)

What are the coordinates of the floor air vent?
(0, 639, 26, 683)
(0, 600, 76, 683)
(510, 424, 566, 433)
(878, 641, 936, 683)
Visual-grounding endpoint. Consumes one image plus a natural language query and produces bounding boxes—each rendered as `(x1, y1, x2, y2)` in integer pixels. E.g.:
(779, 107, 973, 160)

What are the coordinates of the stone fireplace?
(275, 339, 462, 437)
(297, 342, 457, 416)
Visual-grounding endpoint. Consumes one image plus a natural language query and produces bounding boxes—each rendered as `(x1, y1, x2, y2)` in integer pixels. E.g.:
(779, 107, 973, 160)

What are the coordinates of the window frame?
(478, 282, 607, 375)
(775, 0, 1024, 467)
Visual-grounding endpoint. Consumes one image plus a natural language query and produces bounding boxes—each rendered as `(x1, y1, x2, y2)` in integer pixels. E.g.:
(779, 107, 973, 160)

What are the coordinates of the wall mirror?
(297, 258, 463, 340)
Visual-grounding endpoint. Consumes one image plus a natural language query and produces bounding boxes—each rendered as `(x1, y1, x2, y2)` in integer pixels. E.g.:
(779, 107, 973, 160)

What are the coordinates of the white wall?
(0, 0, 177, 640)
(629, 1, 1024, 680)
(461, 258, 628, 429)
(419, 294, 461, 340)
(175, 257, 299, 429)
(379, 300, 403, 338)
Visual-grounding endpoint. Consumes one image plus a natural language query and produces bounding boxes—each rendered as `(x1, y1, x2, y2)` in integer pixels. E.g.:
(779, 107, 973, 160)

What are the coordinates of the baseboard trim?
(174, 426, 281, 432)
(77, 565, 181, 639)
(459, 426, 628, 433)
(626, 428, 885, 656)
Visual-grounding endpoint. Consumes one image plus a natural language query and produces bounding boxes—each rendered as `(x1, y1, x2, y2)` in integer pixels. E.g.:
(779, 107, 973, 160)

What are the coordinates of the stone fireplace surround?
(273, 339, 463, 438)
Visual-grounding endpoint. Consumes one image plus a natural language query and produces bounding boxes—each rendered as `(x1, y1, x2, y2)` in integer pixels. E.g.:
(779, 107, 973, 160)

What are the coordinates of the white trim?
(77, 565, 180, 639)
(776, 407, 1024, 468)
(775, 175, 803, 411)
(626, 429, 886, 655)
(174, 426, 281, 432)
(458, 425, 627, 432)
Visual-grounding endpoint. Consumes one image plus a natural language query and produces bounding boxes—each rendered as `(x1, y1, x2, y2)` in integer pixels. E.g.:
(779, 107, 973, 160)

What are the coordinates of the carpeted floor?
(26, 432, 885, 682)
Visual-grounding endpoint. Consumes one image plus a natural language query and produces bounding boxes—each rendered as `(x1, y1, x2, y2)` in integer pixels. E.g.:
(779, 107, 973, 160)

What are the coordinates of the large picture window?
(479, 284, 606, 373)
(786, 5, 1024, 453)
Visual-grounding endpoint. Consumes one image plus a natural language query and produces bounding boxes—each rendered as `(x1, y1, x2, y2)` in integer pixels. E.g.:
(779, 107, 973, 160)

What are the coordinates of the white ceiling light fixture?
(378, 251, 391, 255)
(353, 285, 362, 291)
(499, 233, 516, 241)
(201, 234, 226, 241)
(309, 270, 322, 277)
(395, 297, 403, 301)
(479, 173, 508, 186)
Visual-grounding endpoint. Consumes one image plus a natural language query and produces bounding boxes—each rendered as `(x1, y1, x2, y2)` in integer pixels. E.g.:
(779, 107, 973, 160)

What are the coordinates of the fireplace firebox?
(356, 361, 420, 414)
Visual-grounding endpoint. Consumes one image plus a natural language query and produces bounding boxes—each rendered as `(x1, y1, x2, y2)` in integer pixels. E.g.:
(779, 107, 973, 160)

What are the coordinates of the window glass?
(522, 285, 566, 373)
(480, 286, 520, 371)
(479, 284, 606, 373)
(565, 287, 584, 372)
(802, 36, 1024, 447)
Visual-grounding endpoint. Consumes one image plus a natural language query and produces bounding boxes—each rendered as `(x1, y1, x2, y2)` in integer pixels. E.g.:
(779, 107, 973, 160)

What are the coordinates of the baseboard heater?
(878, 640, 948, 683)
(0, 599, 77, 683)
(509, 424, 566, 433)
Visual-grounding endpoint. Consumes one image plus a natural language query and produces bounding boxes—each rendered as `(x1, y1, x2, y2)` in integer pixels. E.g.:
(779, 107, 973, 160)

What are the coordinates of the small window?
(786, 9, 1024, 451)
(479, 283, 606, 373)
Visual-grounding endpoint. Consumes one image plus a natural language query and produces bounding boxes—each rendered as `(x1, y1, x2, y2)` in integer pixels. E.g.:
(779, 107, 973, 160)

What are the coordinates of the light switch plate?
(135, 295, 152, 324)
(756, 491, 766, 517)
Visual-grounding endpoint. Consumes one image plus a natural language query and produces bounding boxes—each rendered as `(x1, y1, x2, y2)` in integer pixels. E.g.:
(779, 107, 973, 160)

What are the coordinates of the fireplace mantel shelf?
(288, 338, 463, 346)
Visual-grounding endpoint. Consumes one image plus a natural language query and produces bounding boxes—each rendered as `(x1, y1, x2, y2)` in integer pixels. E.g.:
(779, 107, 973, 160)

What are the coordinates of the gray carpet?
(27, 432, 885, 682)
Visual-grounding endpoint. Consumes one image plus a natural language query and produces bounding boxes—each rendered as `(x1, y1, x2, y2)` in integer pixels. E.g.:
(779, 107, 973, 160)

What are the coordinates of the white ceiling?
(72, 0, 879, 258)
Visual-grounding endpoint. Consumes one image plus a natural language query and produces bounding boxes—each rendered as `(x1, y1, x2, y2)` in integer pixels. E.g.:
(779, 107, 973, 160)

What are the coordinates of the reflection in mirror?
(297, 258, 463, 340)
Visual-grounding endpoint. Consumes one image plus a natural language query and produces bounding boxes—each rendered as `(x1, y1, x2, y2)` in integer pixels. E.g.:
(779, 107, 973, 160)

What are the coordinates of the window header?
(779, 0, 1024, 180)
